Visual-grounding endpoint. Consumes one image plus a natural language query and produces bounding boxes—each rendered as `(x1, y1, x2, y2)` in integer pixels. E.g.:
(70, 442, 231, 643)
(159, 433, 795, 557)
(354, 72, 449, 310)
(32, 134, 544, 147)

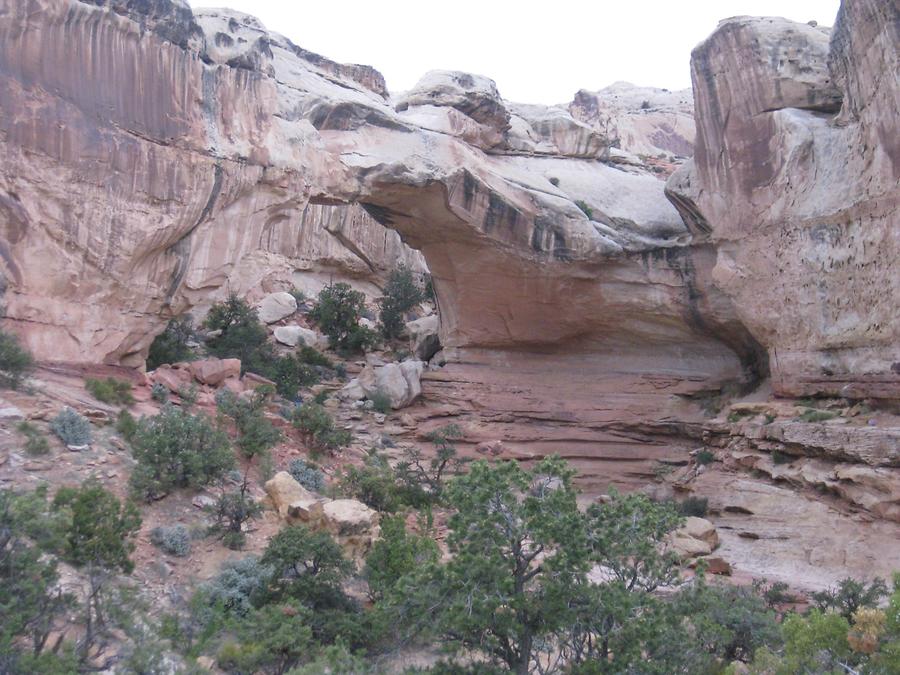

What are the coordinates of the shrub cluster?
(128, 405, 235, 500)
(288, 458, 326, 492)
(378, 265, 425, 340)
(85, 376, 134, 406)
(17, 420, 50, 455)
(310, 283, 377, 354)
(0, 329, 34, 389)
(291, 402, 352, 454)
(150, 524, 192, 557)
(146, 316, 195, 370)
(49, 407, 92, 446)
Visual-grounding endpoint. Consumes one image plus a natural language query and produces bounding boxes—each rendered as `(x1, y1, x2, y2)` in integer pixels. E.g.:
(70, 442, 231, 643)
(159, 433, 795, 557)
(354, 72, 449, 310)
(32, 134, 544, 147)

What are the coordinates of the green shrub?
(128, 406, 235, 500)
(575, 199, 593, 219)
(288, 287, 307, 305)
(379, 265, 425, 339)
(177, 383, 199, 407)
(771, 450, 793, 465)
(288, 458, 325, 492)
(208, 483, 262, 551)
(677, 496, 709, 517)
(811, 577, 888, 622)
(115, 409, 138, 441)
(696, 449, 715, 465)
(146, 316, 195, 370)
(150, 382, 169, 404)
(299, 345, 331, 368)
(368, 389, 392, 414)
(310, 283, 377, 354)
(150, 524, 191, 557)
(203, 295, 271, 370)
(198, 556, 272, 617)
(291, 402, 351, 453)
(364, 515, 438, 600)
(49, 407, 92, 446)
(85, 376, 134, 406)
(0, 329, 34, 389)
(797, 407, 838, 423)
(215, 389, 281, 462)
(17, 421, 50, 456)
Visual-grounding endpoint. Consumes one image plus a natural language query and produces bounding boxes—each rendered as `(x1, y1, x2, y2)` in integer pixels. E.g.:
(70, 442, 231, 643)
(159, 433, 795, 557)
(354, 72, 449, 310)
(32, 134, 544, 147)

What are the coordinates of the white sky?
(192, 0, 842, 104)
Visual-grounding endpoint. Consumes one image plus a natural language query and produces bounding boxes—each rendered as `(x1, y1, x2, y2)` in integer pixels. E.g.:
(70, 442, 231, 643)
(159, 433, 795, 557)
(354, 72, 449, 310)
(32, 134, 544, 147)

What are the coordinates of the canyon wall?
(667, 2, 899, 400)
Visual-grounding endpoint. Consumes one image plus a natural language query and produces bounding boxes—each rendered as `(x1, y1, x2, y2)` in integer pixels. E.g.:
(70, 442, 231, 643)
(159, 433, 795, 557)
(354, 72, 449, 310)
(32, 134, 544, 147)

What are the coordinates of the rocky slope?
(0, 0, 897, 590)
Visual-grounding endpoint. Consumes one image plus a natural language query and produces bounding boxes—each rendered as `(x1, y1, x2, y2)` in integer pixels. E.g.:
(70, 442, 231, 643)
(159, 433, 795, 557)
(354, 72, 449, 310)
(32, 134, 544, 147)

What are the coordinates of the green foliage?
(696, 449, 715, 465)
(338, 453, 405, 512)
(678, 496, 709, 517)
(0, 487, 73, 661)
(379, 265, 425, 339)
(394, 423, 465, 506)
(781, 609, 852, 673)
(150, 524, 191, 557)
(198, 556, 273, 618)
(811, 577, 889, 623)
(204, 295, 272, 371)
(286, 641, 375, 674)
(147, 316, 195, 370)
(586, 490, 682, 592)
(150, 382, 169, 404)
(222, 603, 315, 675)
(288, 458, 325, 492)
(178, 383, 199, 407)
(0, 329, 34, 389)
(364, 515, 438, 601)
(797, 407, 838, 423)
(216, 388, 281, 462)
(390, 457, 590, 673)
(310, 283, 377, 354)
(368, 389, 392, 414)
(116, 409, 138, 441)
(208, 482, 262, 550)
(291, 402, 351, 453)
(261, 524, 353, 597)
(575, 199, 593, 219)
(129, 405, 235, 500)
(84, 376, 134, 406)
(772, 450, 793, 465)
(49, 407, 92, 446)
(17, 421, 49, 456)
(52, 480, 141, 573)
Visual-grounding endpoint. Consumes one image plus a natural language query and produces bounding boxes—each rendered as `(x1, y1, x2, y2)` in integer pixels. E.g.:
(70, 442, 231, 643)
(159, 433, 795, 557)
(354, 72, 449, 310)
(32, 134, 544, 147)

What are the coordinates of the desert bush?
(215, 388, 281, 462)
(338, 454, 404, 512)
(128, 406, 235, 500)
(379, 265, 425, 339)
(575, 199, 593, 219)
(85, 376, 134, 406)
(198, 556, 272, 617)
(368, 389, 392, 414)
(208, 482, 262, 551)
(292, 402, 352, 453)
(146, 316, 195, 370)
(150, 382, 169, 404)
(812, 577, 889, 623)
(364, 515, 439, 600)
(394, 423, 465, 505)
(771, 449, 793, 465)
(203, 295, 271, 370)
(150, 524, 191, 557)
(17, 421, 50, 456)
(288, 458, 325, 492)
(0, 329, 34, 389)
(310, 283, 377, 354)
(49, 407, 92, 446)
(677, 496, 709, 518)
(798, 407, 838, 423)
(696, 449, 715, 465)
(116, 409, 138, 441)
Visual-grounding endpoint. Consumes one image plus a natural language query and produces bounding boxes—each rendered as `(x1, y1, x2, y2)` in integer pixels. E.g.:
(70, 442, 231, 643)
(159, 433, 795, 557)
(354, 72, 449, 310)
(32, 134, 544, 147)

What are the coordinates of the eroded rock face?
(666, 5, 900, 400)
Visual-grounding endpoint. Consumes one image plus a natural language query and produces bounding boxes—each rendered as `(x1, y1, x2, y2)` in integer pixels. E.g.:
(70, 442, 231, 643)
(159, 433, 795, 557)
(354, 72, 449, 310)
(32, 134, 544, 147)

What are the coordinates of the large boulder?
(257, 292, 298, 324)
(322, 499, 380, 559)
(189, 357, 241, 386)
(273, 325, 326, 349)
(358, 360, 424, 409)
(668, 516, 720, 560)
(405, 315, 441, 361)
(264, 471, 324, 523)
(149, 364, 193, 393)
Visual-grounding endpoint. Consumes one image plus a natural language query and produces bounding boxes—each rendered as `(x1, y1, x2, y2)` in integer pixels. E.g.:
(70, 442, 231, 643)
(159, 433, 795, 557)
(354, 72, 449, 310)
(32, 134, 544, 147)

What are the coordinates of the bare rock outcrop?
(666, 3, 899, 400)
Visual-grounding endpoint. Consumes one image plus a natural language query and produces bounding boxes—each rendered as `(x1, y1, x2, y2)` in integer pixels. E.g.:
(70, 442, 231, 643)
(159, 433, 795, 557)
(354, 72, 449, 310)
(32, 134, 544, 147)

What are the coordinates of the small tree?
(0, 330, 34, 389)
(291, 402, 351, 454)
(51, 480, 141, 666)
(49, 407, 92, 446)
(364, 515, 438, 601)
(146, 315, 195, 370)
(208, 481, 262, 550)
(392, 458, 589, 674)
(811, 577, 889, 623)
(379, 265, 425, 339)
(203, 295, 271, 370)
(216, 388, 281, 480)
(310, 283, 377, 354)
(129, 406, 235, 500)
(395, 423, 464, 505)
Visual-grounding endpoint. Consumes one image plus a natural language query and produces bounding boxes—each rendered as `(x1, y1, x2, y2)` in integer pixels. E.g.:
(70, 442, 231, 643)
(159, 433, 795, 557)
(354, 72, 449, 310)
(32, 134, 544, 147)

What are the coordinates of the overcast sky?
(192, 0, 841, 104)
